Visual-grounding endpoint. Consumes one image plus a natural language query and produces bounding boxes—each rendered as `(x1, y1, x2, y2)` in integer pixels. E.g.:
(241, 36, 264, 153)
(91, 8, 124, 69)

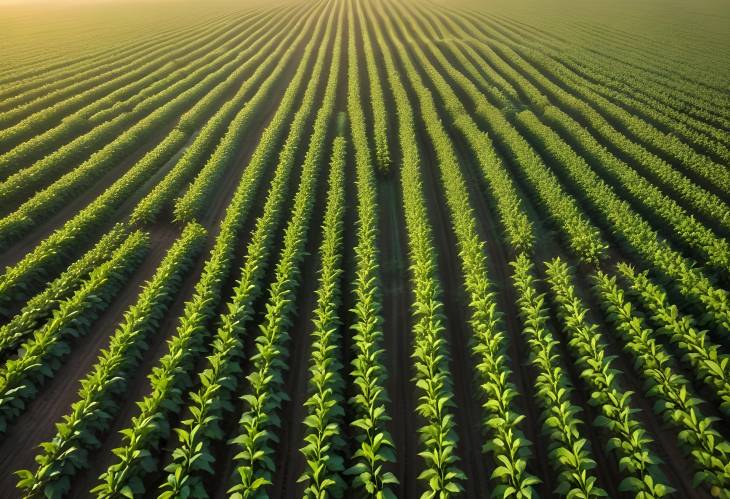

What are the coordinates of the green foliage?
(228, 21, 343, 496)
(344, 4, 397, 495)
(512, 255, 604, 498)
(0, 223, 127, 321)
(128, 9, 301, 225)
(379, 3, 542, 496)
(157, 10, 340, 497)
(0, 41, 245, 249)
(545, 259, 672, 497)
(298, 137, 347, 497)
(367, 1, 465, 494)
(16, 222, 206, 498)
(93, 7, 323, 497)
(453, 18, 730, 233)
(171, 8, 311, 224)
(617, 264, 730, 415)
(593, 270, 730, 496)
(420, 27, 607, 263)
(391, 2, 534, 255)
(0, 230, 149, 435)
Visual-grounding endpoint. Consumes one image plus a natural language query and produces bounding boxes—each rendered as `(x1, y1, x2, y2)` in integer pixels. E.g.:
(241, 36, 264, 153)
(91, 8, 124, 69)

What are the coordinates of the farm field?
(0, 0, 728, 497)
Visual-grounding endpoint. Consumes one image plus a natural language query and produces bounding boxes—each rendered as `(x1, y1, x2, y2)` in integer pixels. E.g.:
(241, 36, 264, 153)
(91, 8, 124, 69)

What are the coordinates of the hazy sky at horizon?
(0, 0, 179, 5)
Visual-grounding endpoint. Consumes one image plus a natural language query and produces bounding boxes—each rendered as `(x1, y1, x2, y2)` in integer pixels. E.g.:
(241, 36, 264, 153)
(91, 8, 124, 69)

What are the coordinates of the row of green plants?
(97, 4, 332, 497)
(0, 9, 233, 133)
(397, 9, 606, 497)
(398, 2, 533, 255)
(421, 13, 520, 111)
(515, 111, 730, 337)
(0, 8, 240, 103)
(404, 13, 728, 494)
(171, 5, 319, 223)
(155, 7, 331, 495)
(432, 39, 607, 264)
(0, 39, 250, 249)
(367, 3, 464, 495)
(83, 12, 266, 127)
(404, 11, 728, 496)
(554, 50, 730, 147)
(0, 32, 174, 116)
(16, 222, 207, 499)
(0, 9, 249, 173)
(617, 265, 730, 416)
(226, 18, 343, 494)
(463, 33, 730, 233)
(0, 230, 149, 434)
(0, 129, 182, 315)
(461, 8, 729, 129)
(511, 255, 604, 498)
(356, 0, 390, 174)
(0, 13, 232, 94)
(0, 49, 260, 315)
(441, 11, 730, 262)
(0, 8, 270, 184)
(466, 11, 717, 143)
(297, 136, 347, 497)
(0, 23, 254, 213)
(0, 226, 126, 356)
(443, 14, 730, 235)
(545, 259, 672, 497)
(593, 270, 730, 497)
(547, 51, 730, 166)
(561, 24, 727, 114)
(466, 9, 728, 172)
(226, 126, 334, 493)
(129, 7, 302, 225)
(416, 16, 730, 336)
(343, 3, 397, 494)
(537, 104, 729, 275)
(509, 41, 729, 197)
(0, 116, 89, 182)
(0, 21, 181, 102)
(383, 5, 539, 495)
(0, 38, 176, 151)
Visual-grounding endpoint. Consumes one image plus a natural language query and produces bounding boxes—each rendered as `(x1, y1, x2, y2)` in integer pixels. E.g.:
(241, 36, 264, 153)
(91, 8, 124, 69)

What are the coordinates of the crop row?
(379, 2, 540, 495)
(0, 230, 149, 434)
(593, 270, 730, 495)
(479, 27, 729, 195)
(0, 10, 271, 198)
(0, 225, 127, 356)
(458, 33, 730, 233)
(400, 7, 730, 336)
(172, 4, 318, 223)
(0, 35, 261, 249)
(0, 12, 264, 176)
(298, 137, 347, 497)
(484, 13, 728, 149)
(545, 259, 671, 497)
(367, 1, 464, 494)
(225, 11, 344, 493)
(95, 4, 334, 496)
(16, 222, 207, 498)
(130, 7, 304, 225)
(343, 2, 396, 495)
